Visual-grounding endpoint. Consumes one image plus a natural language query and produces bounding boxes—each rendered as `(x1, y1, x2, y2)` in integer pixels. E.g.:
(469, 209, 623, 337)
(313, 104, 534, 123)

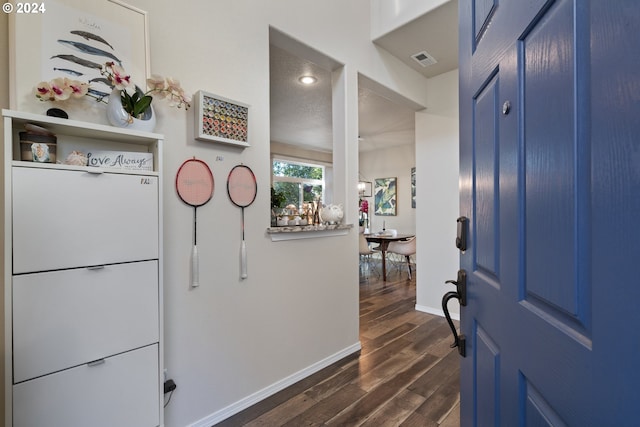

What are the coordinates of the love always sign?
(86, 150, 154, 171)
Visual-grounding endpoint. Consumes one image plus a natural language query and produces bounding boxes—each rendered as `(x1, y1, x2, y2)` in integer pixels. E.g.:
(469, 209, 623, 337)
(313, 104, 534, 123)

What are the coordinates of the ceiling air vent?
(411, 50, 437, 67)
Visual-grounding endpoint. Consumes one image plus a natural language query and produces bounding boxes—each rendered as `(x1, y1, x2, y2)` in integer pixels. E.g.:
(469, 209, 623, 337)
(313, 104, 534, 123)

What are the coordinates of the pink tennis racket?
(176, 158, 214, 287)
(227, 164, 257, 279)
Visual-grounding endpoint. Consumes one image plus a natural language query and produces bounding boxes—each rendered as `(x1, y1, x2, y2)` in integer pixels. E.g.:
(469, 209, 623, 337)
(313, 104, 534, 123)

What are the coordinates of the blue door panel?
(523, 377, 568, 427)
(474, 73, 500, 279)
(522, 0, 580, 318)
(473, 0, 497, 41)
(589, 1, 640, 423)
(475, 325, 500, 426)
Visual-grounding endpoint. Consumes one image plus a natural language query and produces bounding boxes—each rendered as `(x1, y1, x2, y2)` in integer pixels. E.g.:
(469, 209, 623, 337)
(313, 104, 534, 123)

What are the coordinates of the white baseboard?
(415, 304, 459, 321)
(188, 342, 362, 427)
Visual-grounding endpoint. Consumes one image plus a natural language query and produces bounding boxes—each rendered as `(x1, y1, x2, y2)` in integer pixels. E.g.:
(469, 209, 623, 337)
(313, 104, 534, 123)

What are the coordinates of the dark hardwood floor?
(214, 261, 461, 426)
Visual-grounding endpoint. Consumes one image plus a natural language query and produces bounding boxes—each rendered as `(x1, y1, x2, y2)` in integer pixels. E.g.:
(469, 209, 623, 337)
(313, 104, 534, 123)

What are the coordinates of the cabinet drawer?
(13, 261, 159, 383)
(12, 167, 158, 273)
(13, 344, 160, 427)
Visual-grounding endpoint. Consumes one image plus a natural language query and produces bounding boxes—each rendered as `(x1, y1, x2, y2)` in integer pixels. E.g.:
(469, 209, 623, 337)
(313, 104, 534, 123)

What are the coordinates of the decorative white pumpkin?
(320, 203, 344, 224)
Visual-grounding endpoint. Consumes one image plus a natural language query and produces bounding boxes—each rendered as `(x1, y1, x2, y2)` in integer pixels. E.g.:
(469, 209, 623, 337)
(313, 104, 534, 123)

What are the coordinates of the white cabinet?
(3, 110, 164, 426)
(13, 261, 159, 383)
(13, 345, 160, 427)
(12, 168, 159, 273)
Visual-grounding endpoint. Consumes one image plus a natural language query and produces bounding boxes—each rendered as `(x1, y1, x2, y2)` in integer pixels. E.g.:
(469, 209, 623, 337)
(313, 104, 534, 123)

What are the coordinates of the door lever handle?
(442, 269, 467, 357)
(445, 269, 467, 306)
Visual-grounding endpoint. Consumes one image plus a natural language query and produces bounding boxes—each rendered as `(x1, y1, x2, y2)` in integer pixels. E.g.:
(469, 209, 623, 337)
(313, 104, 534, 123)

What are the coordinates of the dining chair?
(359, 231, 378, 280)
(387, 236, 416, 280)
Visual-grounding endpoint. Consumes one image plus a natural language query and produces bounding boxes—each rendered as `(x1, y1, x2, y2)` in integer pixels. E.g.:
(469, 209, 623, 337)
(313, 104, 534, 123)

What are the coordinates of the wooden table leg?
(381, 249, 387, 281)
(379, 241, 390, 281)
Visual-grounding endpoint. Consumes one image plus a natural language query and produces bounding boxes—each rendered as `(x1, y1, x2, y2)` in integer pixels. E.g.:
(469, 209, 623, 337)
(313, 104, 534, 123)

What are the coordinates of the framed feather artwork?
(9, 0, 149, 124)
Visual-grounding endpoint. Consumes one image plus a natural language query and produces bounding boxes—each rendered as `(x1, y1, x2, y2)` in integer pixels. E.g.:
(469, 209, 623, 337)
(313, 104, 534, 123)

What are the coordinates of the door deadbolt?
(456, 216, 468, 252)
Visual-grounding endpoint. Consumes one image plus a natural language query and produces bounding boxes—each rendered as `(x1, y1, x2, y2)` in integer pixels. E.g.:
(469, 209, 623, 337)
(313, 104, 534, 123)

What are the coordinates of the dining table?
(365, 233, 415, 281)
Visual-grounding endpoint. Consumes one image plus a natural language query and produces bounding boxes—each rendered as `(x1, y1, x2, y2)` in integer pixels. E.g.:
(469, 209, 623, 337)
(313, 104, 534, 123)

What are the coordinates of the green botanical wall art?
(374, 177, 397, 216)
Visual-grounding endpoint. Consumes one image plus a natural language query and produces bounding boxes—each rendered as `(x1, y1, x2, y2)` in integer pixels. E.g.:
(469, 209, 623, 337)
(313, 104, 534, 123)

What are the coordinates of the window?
(272, 158, 324, 211)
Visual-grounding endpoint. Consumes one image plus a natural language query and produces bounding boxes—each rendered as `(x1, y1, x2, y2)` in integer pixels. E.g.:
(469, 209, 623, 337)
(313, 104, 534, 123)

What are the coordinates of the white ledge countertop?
(266, 223, 353, 241)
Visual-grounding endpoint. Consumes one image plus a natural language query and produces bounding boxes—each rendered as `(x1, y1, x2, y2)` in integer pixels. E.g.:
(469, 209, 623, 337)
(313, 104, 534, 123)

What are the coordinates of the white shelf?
(4, 109, 163, 173)
(267, 224, 353, 241)
(11, 160, 159, 176)
(3, 109, 163, 144)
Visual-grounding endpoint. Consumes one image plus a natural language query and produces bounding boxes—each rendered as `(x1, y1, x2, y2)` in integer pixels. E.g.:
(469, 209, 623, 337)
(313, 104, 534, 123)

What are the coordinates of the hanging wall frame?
(411, 167, 416, 208)
(358, 181, 373, 197)
(195, 90, 250, 148)
(374, 177, 397, 216)
(9, 0, 149, 124)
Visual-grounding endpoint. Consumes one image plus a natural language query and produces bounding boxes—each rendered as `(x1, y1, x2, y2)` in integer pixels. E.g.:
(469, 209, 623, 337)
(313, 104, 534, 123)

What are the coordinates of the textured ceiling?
(269, 45, 333, 151)
(269, 46, 416, 153)
(269, 1, 458, 153)
(357, 86, 415, 152)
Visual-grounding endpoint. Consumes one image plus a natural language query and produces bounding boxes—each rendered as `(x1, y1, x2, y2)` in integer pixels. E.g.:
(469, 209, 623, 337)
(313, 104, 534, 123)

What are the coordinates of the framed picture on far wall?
(411, 167, 416, 208)
(374, 177, 397, 216)
(358, 181, 372, 197)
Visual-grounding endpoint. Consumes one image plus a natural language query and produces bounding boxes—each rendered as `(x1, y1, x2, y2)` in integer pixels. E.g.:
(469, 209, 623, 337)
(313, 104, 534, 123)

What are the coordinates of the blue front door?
(458, 0, 640, 425)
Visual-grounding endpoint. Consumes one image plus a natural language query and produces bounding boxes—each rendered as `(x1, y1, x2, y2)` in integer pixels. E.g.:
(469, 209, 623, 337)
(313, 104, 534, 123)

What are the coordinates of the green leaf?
(132, 96, 153, 118)
(120, 91, 134, 115)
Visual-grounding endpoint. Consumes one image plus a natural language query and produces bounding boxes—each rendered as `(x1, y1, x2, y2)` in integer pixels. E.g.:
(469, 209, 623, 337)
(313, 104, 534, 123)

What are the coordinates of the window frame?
(272, 157, 326, 208)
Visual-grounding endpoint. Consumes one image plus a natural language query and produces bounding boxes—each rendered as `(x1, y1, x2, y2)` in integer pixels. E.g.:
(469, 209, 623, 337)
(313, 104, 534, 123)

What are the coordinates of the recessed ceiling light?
(299, 75, 317, 85)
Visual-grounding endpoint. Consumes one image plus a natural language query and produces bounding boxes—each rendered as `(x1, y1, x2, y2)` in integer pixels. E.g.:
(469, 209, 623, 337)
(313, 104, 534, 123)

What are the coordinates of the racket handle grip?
(240, 240, 247, 279)
(191, 245, 199, 287)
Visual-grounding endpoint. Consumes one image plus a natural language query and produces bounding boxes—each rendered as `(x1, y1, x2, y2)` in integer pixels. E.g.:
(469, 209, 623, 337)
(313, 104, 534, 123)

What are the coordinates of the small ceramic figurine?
(64, 150, 88, 166)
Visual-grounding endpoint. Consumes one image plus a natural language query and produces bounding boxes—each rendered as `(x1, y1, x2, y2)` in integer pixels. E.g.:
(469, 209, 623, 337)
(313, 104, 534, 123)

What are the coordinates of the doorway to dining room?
(357, 75, 419, 286)
(357, 75, 418, 238)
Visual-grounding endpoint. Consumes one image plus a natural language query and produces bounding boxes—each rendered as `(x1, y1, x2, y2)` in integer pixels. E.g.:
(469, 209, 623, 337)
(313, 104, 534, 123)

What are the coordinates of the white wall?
(0, 10, 7, 424)
(370, 0, 451, 40)
(415, 69, 460, 317)
(359, 143, 416, 234)
(0, 1, 432, 426)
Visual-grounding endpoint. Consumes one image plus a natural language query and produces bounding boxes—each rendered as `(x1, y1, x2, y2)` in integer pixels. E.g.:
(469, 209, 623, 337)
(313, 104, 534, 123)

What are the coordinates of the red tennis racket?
(176, 158, 214, 287)
(227, 164, 257, 279)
